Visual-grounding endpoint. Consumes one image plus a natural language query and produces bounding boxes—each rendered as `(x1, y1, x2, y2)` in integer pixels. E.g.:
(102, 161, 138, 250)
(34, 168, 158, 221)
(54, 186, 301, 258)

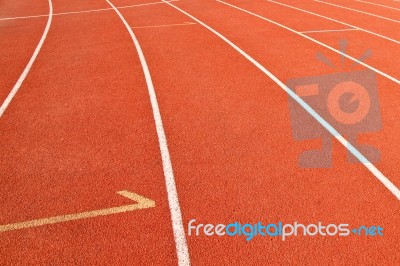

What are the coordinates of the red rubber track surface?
(0, 1, 176, 264)
(313, 0, 400, 21)
(272, 0, 400, 41)
(0, 0, 399, 264)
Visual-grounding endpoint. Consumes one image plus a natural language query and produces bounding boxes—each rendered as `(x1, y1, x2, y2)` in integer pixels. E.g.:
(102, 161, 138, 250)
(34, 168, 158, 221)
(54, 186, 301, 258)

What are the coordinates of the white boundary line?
(301, 28, 359, 34)
(356, 0, 400, 11)
(105, 0, 190, 265)
(0, 0, 178, 21)
(218, 0, 400, 85)
(132, 22, 196, 29)
(314, 0, 400, 23)
(264, 0, 400, 45)
(162, 0, 400, 200)
(0, 0, 53, 118)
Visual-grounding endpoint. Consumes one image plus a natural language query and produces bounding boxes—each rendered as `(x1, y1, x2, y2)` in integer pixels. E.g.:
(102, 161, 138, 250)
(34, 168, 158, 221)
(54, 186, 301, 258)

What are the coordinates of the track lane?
(114, 0, 400, 264)
(51, 0, 109, 14)
(367, 0, 400, 8)
(216, 0, 400, 79)
(0, 3, 179, 265)
(2, 0, 399, 264)
(104, 0, 190, 264)
(209, 0, 400, 185)
(269, 0, 400, 41)
(317, 0, 400, 21)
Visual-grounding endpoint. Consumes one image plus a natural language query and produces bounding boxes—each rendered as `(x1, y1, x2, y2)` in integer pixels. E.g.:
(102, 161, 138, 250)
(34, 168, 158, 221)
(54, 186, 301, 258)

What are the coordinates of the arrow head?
(117, 191, 156, 209)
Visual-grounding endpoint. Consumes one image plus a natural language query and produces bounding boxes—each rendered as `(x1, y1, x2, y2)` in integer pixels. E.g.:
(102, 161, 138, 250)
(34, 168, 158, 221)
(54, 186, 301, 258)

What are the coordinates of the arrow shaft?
(0, 191, 155, 232)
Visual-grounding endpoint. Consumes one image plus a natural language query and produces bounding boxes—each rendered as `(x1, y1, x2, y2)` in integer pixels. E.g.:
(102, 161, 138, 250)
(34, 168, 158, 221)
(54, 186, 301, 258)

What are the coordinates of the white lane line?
(301, 28, 359, 33)
(0, 0, 178, 21)
(0, 191, 155, 232)
(314, 0, 400, 23)
(356, 0, 400, 11)
(0, 0, 53, 118)
(264, 0, 400, 45)
(162, 0, 400, 201)
(132, 22, 196, 29)
(105, 1, 190, 265)
(219, 1, 400, 85)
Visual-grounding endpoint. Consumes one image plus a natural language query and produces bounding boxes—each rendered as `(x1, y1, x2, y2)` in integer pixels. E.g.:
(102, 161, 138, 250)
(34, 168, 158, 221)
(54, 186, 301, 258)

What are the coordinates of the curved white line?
(0, 0, 53, 118)
(162, 0, 400, 201)
(104, 1, 190, 265)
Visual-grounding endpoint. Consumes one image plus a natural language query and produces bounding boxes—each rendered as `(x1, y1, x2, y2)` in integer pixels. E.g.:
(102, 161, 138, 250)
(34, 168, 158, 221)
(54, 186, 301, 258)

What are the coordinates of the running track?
(0, 0, 399, 264)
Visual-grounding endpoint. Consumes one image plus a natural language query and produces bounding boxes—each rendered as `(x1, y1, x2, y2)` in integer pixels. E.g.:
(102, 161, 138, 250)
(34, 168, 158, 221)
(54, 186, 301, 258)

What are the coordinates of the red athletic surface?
(0, 0, 399, 264)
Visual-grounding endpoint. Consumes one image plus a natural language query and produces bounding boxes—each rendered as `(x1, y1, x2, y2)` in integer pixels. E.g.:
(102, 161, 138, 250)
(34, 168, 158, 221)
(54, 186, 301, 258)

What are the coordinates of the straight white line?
(220, 1, 400, 85)
(105, 0, 190, 265)
(0, 0, 178, 21)
(301, 28, 359, 33)
(264, 0, 400, 45)
(356, 0, 400, 11)
(162, 0, 400, 200)
(117, 0, 178, 10)
(314, 0, 400, 23)
(0, 0, 53, 118)
(0, 13, 48, 21)
(132, 22, 196, 29)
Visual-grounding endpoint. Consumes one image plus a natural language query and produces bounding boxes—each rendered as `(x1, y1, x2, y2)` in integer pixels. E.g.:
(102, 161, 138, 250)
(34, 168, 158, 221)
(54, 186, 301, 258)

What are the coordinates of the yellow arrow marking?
(0, 191, 155, 232)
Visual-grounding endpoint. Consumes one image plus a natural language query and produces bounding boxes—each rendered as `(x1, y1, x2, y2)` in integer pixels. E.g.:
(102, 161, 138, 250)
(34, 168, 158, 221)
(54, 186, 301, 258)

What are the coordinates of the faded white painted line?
(301, 28, 359, 34)
(0, 0, 53, 118)
(0, 0, 178, 21)
(163, 0, 400, 200)
(0, 191, 155, 232)
(314, 0, 400, 23)
(265, 0, 400, 45)
(132, 22, 196, 29)
(356, 0, 400, 11)
(105, 0, 190, 265)
(220, 0, 400, 85)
